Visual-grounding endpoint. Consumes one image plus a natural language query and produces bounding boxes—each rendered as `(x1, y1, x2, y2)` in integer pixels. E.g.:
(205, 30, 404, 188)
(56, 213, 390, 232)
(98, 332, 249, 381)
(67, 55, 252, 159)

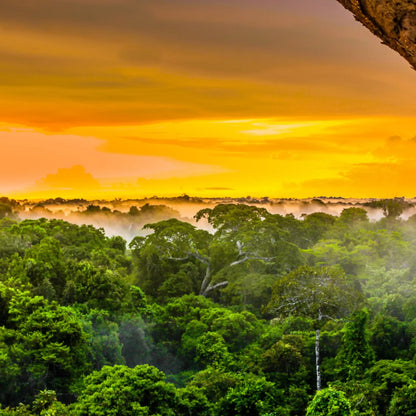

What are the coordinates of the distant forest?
(1, 197, 416, 415)
(5, 195, 416, 242)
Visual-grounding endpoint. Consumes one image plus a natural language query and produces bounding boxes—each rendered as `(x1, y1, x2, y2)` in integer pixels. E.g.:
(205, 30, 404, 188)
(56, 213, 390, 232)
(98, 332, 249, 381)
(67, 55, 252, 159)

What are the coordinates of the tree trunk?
(199, 263, 212, 296)
(336, 0, 416, 70)
(315, 309, 323, 391)
(315, 328, 321, 391)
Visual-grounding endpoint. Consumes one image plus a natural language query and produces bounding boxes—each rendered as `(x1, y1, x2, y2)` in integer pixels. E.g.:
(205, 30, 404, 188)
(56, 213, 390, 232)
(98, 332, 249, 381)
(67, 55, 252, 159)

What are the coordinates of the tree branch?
(167, 251, 210, 265)
(236, 240, 244, 256)
(201, 280, 229, 296)
(229, 255, 275, 267)
(166, 255, 191, 262)
(189, 251, 210, 265)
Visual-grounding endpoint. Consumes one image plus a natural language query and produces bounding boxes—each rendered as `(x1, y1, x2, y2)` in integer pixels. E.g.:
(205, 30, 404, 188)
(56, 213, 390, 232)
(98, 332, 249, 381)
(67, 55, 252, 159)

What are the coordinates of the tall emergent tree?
(266, 265, 363, 391)
(131, 204, 301, 298)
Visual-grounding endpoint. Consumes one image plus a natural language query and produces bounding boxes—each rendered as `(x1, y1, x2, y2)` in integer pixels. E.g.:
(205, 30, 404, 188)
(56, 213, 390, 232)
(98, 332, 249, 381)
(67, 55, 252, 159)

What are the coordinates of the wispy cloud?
(0, 0, 415, 129)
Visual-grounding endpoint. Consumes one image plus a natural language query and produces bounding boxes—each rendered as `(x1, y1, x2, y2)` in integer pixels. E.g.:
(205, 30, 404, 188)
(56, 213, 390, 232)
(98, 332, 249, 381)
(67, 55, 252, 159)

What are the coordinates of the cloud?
(0, 126, 226, 195)
(0, 0, 416, 129)
(82, 118, 359, 162)
(294, 161, 416, 198)
(36, 165, 101, 190)
(372, 136, 416, 161)
(4, 117, 416, 199)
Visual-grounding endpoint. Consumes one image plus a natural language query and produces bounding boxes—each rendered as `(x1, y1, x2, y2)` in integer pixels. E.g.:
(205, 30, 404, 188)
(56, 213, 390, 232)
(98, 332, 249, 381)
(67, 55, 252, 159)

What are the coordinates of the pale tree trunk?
(199, 263, 212, 296)
(199, 262, 228, 296)
(315, 310, 323, 391)
(315, 328, 321, 391)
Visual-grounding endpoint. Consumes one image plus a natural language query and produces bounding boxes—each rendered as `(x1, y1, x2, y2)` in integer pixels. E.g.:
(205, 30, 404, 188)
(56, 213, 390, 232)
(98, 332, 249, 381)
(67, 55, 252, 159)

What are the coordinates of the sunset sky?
(2, 0, 416, 199)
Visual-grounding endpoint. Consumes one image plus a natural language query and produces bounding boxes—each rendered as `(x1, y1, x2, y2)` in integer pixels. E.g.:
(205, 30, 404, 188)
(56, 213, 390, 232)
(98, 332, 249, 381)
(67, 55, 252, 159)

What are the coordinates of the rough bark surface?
(315, 328, 321, 391)
(336, 0, 416, 69)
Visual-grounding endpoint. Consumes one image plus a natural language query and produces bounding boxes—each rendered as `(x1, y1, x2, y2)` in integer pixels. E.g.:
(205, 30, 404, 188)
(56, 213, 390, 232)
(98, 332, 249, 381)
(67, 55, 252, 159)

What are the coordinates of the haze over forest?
(4, 195, 416, 242)
(3, 195, 416, 414)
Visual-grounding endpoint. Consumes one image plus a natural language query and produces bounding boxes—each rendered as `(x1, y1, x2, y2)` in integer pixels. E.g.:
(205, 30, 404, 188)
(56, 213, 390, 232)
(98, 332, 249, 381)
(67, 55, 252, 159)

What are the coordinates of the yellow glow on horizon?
(3, 115, 416, 200)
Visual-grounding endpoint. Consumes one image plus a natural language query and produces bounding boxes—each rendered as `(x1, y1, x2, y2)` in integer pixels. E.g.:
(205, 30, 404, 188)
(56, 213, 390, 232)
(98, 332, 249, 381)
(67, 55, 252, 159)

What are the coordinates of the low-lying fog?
(4, 196, 416, 242)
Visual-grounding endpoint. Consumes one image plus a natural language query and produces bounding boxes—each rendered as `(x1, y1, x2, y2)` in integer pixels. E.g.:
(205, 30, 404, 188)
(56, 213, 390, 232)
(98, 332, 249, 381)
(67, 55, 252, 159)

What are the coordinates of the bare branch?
(201, 280, 229, 296)
(236, 240, 244, 256)
(167, 251, 210, 265)
(167, 256, 191, 262)
(229, 255, 250, 267)
(229, 255, 275, 267)
(320, 314, 339, 322)
(189, 251, 210, 265)
(199, 263, 212, 296)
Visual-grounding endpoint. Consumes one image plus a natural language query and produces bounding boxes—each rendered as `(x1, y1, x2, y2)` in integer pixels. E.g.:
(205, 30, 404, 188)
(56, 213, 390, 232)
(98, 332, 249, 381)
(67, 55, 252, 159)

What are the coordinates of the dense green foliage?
(306, 388, 351, 416)
(1, 202, 416, 415)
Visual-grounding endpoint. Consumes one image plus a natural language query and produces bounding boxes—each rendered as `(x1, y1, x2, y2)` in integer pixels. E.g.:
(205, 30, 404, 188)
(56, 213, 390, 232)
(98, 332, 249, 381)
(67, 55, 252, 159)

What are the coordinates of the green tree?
(31, 390, 69, 415)
(79, 309, 124, 370)
(266, 266, 362, 390)
(196, 204, 302, 274)
(74, 365, 177, 416)
(133, 205, 302, 299)
(62, 261, 128, 312)
(388, 382, 416, 416)
(258, 340, 308, 387)
(118, 314, 153, 368)
(370, 313, 412, 360)
(194, 203, 269, 233)
(365, 198, 410, 219)
(0, 390, 70, 415)
(0, 290, 88, 405)
(131, 219, 217, 296)
(190, 367, 240, 403)
(153, 294, 214, 349)
(306, 387, 351, 416)
(302, 212, 336, 246)
(336, 309, 375, 380)
(0, 203, 13, 220)
(219, 272, 277, 310)
(23, 237, 65, 299)
(215, 374, 284, 416)
(366, 359, 416, 415)
(338, 208, 369, 225)
(176, 385, 213, 416)
(194, 332, 232, 368)
(199, 307, 263, 352)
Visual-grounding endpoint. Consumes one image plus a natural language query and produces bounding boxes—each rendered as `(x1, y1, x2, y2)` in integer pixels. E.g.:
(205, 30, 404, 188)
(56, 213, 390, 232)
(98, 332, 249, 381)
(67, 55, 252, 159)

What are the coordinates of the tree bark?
(315, 309, 323, 391)
(199, 263, 212, 296)
(336, 0, 416, 70)
(315, 328, 321, 391)
(199, 262, 229, 296)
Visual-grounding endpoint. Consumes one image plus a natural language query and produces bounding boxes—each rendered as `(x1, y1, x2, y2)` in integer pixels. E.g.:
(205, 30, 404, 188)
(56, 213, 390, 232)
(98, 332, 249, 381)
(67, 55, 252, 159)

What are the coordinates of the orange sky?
(2, 0, 416, 199)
